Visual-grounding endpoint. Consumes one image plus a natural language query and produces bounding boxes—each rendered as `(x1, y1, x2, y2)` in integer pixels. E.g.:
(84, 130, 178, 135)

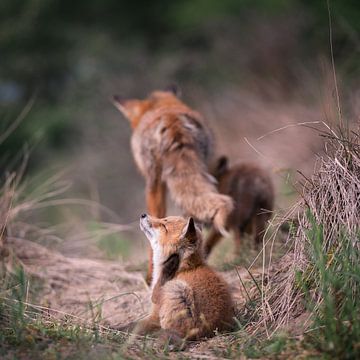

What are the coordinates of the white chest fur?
(151, 245, 162, 290)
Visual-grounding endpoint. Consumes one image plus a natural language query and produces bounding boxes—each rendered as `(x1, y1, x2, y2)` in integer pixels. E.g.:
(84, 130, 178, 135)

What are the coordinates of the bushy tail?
(164, 154, 233, 233)
(212, 195, 233, 236)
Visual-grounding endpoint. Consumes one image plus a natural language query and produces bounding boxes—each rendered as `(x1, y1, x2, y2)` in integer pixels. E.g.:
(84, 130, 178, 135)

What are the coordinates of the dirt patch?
(9, 237, 147, 327)
(8, 237, 255, 332)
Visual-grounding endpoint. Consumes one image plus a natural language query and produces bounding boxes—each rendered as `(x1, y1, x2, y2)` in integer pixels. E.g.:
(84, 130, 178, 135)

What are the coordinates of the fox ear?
(112, 95, 127, 116)
(182, 217, 198, 245)
(216, 156, 229, 176)
(164, 84, 181, 97)
(112, 94, 125, 104)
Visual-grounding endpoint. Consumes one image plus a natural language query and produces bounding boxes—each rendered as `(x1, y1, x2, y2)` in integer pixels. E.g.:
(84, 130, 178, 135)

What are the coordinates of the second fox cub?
(131, 214, 234, 344)
(113, 88, 233, 283)
(204, 156, 274, 257)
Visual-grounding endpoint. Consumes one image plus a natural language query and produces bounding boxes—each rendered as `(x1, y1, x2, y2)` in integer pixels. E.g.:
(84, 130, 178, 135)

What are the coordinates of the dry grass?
(252, 124, 360, 337)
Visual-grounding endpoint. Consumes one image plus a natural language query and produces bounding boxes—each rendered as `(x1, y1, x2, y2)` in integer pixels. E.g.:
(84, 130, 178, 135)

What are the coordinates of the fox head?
(140, 214, 203, 287)
(112, 86, 182, 129)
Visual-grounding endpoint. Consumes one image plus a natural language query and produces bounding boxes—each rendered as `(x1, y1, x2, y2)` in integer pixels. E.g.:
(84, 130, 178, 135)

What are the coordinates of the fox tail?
(164, 155, 233, 234)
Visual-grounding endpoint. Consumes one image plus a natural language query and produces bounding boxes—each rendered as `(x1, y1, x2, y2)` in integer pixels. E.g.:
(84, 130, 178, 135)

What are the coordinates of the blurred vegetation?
(1, 0, 360, 173)
(300, 214, 360, 359)
(88, 221, 133, 260)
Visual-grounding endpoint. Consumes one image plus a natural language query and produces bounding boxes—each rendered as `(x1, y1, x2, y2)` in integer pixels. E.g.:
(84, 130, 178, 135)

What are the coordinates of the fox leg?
(254, 213, 270, 248)
(146, 181, 167, 218)
(234, 226, 242, 256)
(133, 313, 161, 336)
(130, 308, 184, 350)
(115, 308, 159, 336)
(159, 280, 201, 341)
(203, 228, 222, 258)
(145, 180, 167, 285)
(156, 329, 186, 351)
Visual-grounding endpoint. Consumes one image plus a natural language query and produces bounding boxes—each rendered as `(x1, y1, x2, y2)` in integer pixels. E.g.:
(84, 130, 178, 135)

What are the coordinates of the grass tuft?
(248, 126, 360, 357)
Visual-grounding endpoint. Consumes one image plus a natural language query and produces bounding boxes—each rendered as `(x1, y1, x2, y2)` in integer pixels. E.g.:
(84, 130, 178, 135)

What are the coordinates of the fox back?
(217, 157, 274, 242)
(215, 157, 274, 231)
(114, 90, 213, 177)
(204, 157, 274, 257)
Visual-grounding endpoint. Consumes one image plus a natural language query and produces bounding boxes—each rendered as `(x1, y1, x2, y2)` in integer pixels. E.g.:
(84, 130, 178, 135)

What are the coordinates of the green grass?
(209, 210, 360, 359)
(298, 213, 360, 360)
(0, 265, 128, 360)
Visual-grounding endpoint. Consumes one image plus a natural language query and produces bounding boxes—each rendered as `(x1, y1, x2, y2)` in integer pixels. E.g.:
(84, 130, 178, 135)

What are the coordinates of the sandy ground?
(8, 236, 260, 357)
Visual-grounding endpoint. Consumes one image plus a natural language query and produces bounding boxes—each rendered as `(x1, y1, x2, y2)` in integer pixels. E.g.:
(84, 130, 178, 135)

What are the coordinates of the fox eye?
(161, 223, 167, 232)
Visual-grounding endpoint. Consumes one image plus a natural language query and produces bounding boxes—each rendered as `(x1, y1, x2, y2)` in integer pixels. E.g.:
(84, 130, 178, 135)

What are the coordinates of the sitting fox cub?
(132, 214, 234, 343)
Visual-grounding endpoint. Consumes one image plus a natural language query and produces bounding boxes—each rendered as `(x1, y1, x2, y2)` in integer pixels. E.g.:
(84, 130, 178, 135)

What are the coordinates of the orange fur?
(113, 89, 233, 284)
(133, 214, 234, 345)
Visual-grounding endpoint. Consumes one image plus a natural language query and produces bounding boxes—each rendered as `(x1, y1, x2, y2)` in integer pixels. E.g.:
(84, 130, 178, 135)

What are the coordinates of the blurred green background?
(1, 0, 360, 259)
(1, 0, 359, 160)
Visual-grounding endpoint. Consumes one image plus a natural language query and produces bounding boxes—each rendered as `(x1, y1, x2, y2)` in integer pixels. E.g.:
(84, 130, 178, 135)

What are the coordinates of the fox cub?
(132, 214, 234, 343)
(204, 156, 274, 257)
(113, 87, 233, 283)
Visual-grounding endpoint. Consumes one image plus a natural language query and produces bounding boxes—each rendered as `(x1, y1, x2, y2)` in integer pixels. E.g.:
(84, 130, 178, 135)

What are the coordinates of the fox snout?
(140, 213, 151, 233)
(140, 214, 158, 247)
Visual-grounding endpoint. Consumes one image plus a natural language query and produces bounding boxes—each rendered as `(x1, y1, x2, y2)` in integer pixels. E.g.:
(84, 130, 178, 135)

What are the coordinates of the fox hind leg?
(146, 180, 167, 218)
(145, 180, 167, 285)
(159, 280, 201, 340)
(156, 329, 186, 351)
(254, 212, 271, 249)
(132, 313, 161, 337)
(203, 229, 222, 259)
(234, 226, 242, 256)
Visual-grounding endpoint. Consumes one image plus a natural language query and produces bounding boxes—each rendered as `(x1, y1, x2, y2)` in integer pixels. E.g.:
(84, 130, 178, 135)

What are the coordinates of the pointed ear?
(181, 217, 198, 246)
(113, 94, 125, 104)
(215, 156, 229, 176)
(112, 95, 127, 115)
(164, 84, 181, 97)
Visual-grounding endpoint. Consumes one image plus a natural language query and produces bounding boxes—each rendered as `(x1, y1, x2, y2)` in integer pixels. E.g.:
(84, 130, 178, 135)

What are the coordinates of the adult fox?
(113, 88, 233, 283)
(126, 214, 234, 346)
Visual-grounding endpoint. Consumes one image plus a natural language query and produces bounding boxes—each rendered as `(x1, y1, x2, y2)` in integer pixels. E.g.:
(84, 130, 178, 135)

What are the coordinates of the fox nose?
(113, 94, 125, 104)
(140, 213, 147, 219)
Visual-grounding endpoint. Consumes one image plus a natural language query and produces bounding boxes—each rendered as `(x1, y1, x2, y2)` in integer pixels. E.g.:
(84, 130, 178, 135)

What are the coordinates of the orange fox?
(129, 214, 234, 345)
(204, 156, 274, 257)
(113, 88, 233, 283)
